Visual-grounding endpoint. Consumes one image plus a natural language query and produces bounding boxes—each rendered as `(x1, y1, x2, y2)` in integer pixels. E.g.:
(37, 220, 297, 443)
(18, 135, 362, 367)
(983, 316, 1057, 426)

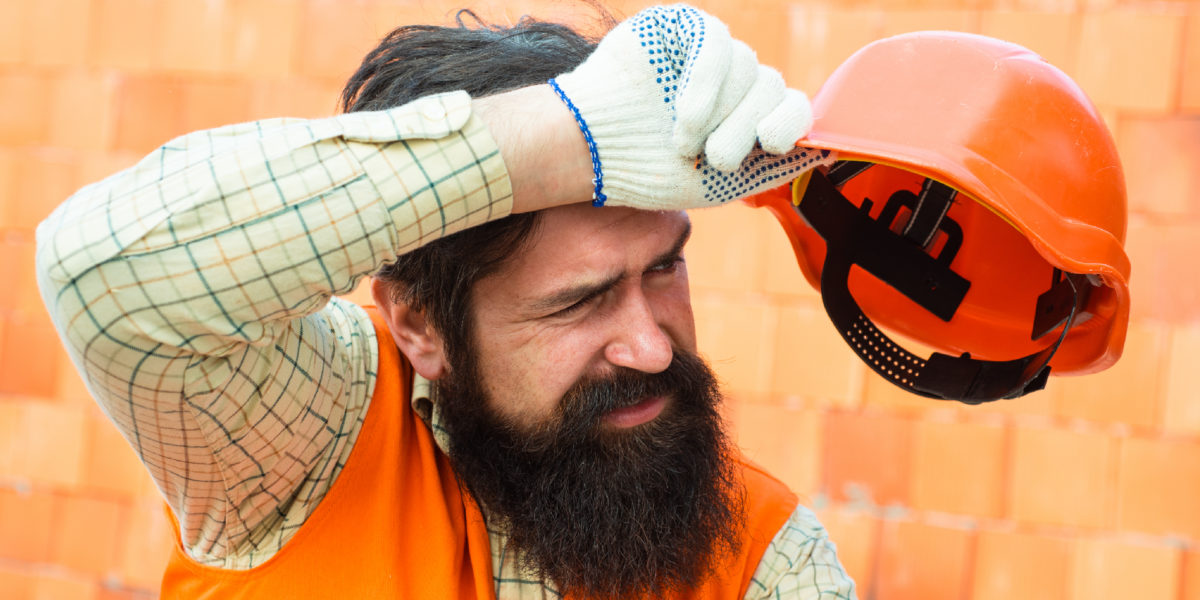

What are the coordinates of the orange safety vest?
(162, 307, 798, 599)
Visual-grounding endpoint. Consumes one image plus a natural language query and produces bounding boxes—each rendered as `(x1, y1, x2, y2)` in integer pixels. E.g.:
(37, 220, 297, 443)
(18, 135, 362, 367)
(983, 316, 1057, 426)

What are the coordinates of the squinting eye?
(649, 257, 684, 274)
(556, 299, 589, 316)
(554, 293, 600, 317)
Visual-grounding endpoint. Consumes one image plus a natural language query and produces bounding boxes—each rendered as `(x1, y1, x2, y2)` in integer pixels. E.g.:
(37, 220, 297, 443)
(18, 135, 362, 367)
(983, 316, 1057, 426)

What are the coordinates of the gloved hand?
(550, 4, 833, 209)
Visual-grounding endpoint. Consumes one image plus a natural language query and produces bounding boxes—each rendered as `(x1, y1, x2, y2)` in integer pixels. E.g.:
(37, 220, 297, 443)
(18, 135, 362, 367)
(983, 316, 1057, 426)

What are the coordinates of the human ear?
(371, 278, 449, 380)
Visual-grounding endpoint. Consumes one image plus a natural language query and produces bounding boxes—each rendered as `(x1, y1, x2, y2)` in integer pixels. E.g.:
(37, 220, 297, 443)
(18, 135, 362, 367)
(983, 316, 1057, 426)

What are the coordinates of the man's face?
(470, 205, 698, 428)
(431, 205, 743, 599)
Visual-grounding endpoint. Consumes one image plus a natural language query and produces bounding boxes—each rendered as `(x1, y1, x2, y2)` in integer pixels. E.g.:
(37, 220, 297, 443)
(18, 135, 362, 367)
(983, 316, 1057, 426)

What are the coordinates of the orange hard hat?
(746, 31, 1130, 403)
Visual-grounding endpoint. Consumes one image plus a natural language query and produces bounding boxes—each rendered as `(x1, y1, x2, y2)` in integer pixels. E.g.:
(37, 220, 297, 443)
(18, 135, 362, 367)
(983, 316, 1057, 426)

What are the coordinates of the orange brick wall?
(1, 0, 1197, 598)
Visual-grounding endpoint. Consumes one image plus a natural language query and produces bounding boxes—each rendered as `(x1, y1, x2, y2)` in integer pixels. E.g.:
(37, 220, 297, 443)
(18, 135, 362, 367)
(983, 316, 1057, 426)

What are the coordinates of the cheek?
(475, 324, 600, 426)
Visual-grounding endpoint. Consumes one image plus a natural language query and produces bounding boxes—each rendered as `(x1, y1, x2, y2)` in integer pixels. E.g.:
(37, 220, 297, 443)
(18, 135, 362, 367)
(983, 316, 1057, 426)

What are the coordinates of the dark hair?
(342, 10, 607, 368)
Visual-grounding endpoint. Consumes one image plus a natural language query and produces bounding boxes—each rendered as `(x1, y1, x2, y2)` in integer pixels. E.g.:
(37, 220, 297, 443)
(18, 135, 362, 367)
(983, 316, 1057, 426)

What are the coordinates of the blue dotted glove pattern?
(634, 6, 704, 109)
(635, 6, 829, 205)
(698, 148, 833, 204)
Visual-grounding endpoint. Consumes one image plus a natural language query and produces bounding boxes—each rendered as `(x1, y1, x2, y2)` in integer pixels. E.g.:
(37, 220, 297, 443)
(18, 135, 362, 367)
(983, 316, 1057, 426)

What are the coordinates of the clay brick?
(1118, 116, 1200, 218)
(980, 11, 1079, 76)
(1182, 15, 1200, 112)
(1010, 425, 1115, 528)
(82, 415, 152, 499)
(1076, 10, 1184, 113)
(19, 402, 87, 489)
(686, 203, 768, 294)
(1125, 219, 1200, 322)
(814, 506, 878, 596)
(225, 0, 300, 78)
(9, 149, 82, 234)
(969, 387, 1057, 418)
(0, 564, 35, 599)
(50, 493, 125, 576)
(180, 79, 256, 133)
(249, 79, 344, 120)
(30, 572, 97, 600)
(600, 0, 657, 20)
(824, 411, 913, 506)
(880, 10, 980, 38)
(909, 419, 1006, 518)
(0, 402, 23, 480)
(56, 347, 94, 407)
(1164, 322, 1200, 435)
(113, 75, 185, 154)
(0, 1, 27, 64)
(760, 207, 820, 300)
(27, 0, 91, 68)
(1117, 436, 1200, 540)
(692, 293, 775, 394)
(770, 301, 860, 403)
(0, 149, 15, 224)
(972, 529, 1073, 600)
(48, 71, 118, 153)
(0, 310, 64, 399)
(90, 0, 162, 71)
(498, 0, 624, 37)
(0, 72, 51, 146)
(77, 152, 141, 191)
(118, 502, 175, 590)
(1069, 536, 1181, 600)
(297, 0, 378, 81)
(370, 0, 433, 35)
(0, 234, 33, 314)
(733, 398, 822, 496)
(0, 487, 58, 563)
(785, 6, 885, 96)
(1050, 320, 1165, 428)
(875, 519, 972, 600)
(722, 9, 788, 73)
(862, 375, 950, 415)
(1184, 548, 1200, 600)
(95, 586, 157, 600)
(159, 0, 227, 74)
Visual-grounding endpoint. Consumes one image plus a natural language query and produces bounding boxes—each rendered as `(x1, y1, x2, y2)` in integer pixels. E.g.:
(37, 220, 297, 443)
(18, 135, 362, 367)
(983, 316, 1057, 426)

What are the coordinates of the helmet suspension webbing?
(796, 161, 1096, 404)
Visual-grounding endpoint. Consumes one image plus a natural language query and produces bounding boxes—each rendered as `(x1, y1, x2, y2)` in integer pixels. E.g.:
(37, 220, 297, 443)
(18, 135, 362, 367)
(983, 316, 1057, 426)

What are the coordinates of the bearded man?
(37, 4, 854, 599)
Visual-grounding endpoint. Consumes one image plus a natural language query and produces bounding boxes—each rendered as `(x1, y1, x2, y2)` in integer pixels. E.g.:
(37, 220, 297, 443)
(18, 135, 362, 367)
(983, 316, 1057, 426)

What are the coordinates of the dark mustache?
(554, 352, 705, 437)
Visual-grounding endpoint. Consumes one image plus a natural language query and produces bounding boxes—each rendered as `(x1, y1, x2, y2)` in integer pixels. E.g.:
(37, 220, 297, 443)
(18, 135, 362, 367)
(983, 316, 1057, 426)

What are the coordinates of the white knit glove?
(550, 4, 833, 209)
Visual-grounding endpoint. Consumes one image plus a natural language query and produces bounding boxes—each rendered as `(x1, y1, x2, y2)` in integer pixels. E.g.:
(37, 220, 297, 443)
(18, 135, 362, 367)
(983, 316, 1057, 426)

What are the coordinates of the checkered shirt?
(36, 90, 855, 599)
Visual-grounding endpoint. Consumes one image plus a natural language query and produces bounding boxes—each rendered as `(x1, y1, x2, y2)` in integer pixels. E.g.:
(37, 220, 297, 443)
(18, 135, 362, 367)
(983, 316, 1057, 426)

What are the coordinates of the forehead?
(480, 205, 689, 303)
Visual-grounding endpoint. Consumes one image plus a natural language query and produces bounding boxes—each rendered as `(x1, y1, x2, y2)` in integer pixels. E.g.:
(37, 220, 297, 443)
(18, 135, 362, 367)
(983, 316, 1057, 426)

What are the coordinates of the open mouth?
(602, 394, 668, 428)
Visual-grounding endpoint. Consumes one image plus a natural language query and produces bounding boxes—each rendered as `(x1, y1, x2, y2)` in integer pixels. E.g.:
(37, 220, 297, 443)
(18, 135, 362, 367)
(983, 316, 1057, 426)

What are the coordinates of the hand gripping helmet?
(746, 31, 1130, 404)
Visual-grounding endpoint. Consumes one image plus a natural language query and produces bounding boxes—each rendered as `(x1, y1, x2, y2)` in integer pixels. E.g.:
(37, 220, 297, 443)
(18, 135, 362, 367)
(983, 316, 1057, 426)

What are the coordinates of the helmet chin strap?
(796, 163, 1094, 404)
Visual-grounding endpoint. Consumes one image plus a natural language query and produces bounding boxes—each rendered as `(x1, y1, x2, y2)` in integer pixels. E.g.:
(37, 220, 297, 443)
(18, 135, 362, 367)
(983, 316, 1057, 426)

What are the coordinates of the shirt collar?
(411, 372, 454, 456)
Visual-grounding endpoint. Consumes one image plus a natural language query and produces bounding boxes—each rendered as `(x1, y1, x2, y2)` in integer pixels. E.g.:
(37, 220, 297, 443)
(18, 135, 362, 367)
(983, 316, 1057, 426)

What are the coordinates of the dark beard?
(435, 349, 745, 599)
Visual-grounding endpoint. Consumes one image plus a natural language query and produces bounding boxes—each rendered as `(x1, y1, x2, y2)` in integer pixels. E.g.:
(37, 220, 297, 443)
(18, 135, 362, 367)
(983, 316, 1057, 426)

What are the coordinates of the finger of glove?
(671, 12, 733, 156)
(757, 88, 814, 154)
(675, 39, 757, 157)
(704, 65, 786, 172)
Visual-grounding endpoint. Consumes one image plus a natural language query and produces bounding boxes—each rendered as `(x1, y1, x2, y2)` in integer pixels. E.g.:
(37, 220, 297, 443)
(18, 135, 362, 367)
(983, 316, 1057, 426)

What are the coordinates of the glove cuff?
(547, 78, 608, 206)
(554, 66, 687, 209)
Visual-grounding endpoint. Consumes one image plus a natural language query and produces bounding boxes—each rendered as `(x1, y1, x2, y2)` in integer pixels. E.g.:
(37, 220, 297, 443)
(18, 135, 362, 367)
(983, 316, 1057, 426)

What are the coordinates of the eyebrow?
(529, 221, 693, 315)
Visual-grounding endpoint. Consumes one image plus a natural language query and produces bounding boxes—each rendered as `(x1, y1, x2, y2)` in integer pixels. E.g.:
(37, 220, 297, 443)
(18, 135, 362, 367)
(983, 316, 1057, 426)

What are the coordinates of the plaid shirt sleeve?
(744, 504, 859, 600)
(34, 91, 512, 568)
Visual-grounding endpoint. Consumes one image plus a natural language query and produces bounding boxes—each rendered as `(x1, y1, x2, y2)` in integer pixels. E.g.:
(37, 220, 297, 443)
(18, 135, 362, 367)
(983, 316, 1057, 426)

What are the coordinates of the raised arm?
(35, 91, 538, 566)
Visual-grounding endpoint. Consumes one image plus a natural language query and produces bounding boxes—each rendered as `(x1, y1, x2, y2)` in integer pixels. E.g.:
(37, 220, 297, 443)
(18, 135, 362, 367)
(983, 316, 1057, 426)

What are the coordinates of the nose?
(603, 290, 674, 373)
